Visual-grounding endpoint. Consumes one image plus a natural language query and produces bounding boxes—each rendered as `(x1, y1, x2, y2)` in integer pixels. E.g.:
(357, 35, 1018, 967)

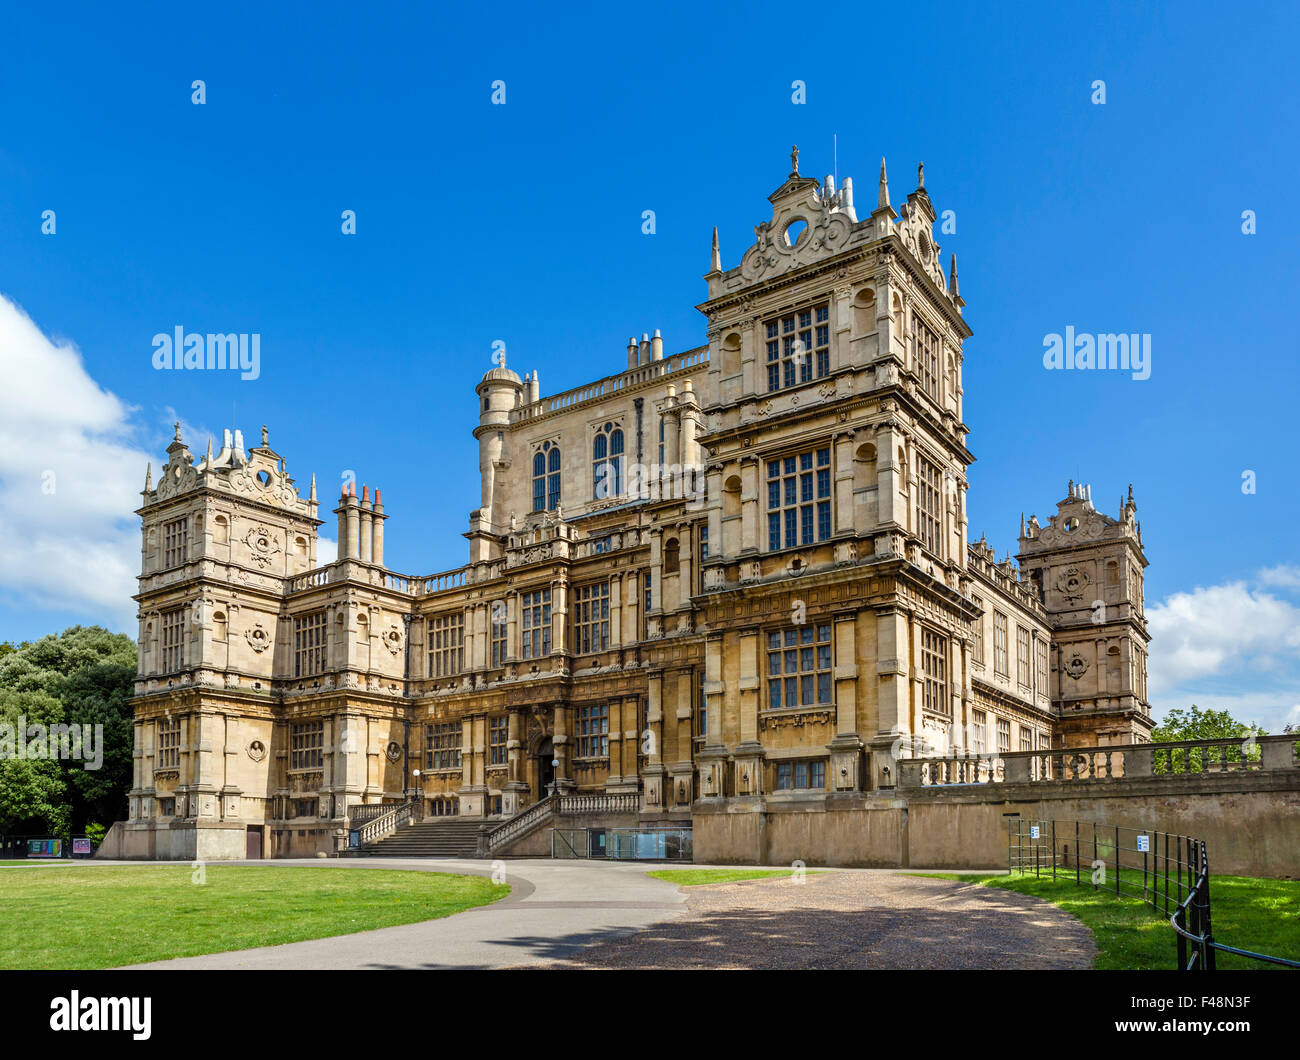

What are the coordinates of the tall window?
(1017, 626, 1032, 687)
(428, 612, 464, 678)
(776, 760, 826, 790)
(997, 717, 1010, 753)
(592, 423, 624, 500)
(573, 581, 610, 654)
(916, 454, 943, 556)
(162, 517, 189, 568)
(290, 720, 324, 770)
(294, 610, 328, 677)
(157, 716, 180, 768)
(766, 447, 832, 551)
(1036, 639, 1049, 693)
(765, 303, 830, 391)
(766, 623, 832, 709)
(993, 611, 1009, 678)
(489, 715, 508, 766)
(921, 629, 949, 716)
(1019, 726, 1033, 752)
(532, 442, 561, 512)
(696, 668, 707, 738)
(521, 589, 552, 659)
(576, 704, 609, 759)
(971, 596, 985, 665)
(490, 602, 507, 667)
(971, 709, 987, 753)
(426, 722, 462, 770)
(913, 313, 940, 402)
(658, 417, 665, 465)
(160, 608, 185, 672)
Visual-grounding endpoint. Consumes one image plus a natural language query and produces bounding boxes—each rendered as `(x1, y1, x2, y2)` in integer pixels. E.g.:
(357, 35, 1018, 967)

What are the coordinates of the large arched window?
(593, 423, 624, 500)
(532, 441, 562, 512)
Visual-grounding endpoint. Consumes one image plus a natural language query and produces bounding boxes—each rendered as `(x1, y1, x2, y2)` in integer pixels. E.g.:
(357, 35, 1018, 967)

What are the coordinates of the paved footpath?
(124, 858, 688, 970)
(120, 859, 1091, 970)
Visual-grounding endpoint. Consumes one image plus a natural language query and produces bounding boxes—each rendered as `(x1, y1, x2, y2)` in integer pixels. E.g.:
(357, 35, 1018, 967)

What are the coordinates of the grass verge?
(649, 868, 823, 886)
(913, 871, 1300, 970)
(0, 864, 509, 969)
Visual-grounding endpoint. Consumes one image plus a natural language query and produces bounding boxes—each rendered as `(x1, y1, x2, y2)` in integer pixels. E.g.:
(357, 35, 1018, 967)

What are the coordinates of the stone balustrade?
(898, 735, 1299, 790)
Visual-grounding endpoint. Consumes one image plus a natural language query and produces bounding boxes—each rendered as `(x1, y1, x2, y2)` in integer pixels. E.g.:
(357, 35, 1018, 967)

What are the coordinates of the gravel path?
(526, 871, 1095, 970)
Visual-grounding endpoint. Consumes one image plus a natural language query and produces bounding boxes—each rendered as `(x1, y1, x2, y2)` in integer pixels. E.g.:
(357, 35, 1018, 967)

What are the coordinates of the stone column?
(609, 576, 622, 650)
(550, 576, 568, 657)
(641, 672, 666, 812)
(875, 423, 902, 529)
(872, 606, 910, 789)
(833, 431, 856, 538)
(739, 455, 760, 555)
(503, 709, 526, 814)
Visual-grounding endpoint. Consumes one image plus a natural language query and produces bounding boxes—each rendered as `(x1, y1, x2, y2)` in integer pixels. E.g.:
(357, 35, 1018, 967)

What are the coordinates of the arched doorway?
(536, 737, 555, 800)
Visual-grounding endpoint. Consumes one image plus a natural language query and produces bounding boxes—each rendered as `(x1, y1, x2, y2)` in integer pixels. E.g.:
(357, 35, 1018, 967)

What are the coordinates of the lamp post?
(550, 757, 559, 799)
(411, 768, 422, 820)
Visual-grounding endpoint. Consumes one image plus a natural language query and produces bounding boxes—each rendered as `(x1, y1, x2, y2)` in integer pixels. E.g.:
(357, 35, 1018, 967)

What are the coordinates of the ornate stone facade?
(124, 153, 1151, 859)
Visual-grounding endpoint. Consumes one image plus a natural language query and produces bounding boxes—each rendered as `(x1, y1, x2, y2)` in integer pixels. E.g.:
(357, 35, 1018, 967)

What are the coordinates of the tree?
(0, 626, 136, 836)
(1151, 705, 1265, 774)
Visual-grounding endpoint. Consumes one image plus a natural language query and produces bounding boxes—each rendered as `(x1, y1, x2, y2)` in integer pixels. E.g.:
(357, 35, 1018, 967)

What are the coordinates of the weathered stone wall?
(693, 775, 1300, 878)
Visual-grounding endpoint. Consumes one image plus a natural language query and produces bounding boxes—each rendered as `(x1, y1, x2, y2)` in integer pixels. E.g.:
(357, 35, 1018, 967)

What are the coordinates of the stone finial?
(310, 473, 317, 503)
(790, 144, 799, 175)
(877, 157, 890, 209)
(917, 162, 925, 188)
(173, 421, 182, 442)
(205, 437, 214, 467)
(261, 424, 269, 447)
(144, 463, 152, 491)
(709, 226, 721, 273)
(949, 254, 959, 298)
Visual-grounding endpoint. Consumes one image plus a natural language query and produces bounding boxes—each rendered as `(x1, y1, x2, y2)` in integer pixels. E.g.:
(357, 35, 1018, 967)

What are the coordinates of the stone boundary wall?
(693, 770, 1300, 877)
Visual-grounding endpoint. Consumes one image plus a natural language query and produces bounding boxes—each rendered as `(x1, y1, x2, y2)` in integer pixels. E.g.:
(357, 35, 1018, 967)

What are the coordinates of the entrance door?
(537, 738, 555, 800)
(245, 826, 263, 860)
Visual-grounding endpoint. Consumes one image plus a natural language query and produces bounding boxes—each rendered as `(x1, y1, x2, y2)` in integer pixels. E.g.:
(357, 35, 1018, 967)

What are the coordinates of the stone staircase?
(363, 818, 488, 858)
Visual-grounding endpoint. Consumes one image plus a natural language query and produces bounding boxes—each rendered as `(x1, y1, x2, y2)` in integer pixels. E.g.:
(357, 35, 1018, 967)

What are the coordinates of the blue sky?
(1, 1, 1297, 728)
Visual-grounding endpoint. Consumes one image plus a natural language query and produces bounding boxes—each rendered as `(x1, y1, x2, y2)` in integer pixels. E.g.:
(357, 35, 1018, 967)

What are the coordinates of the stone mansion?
(118, 151, 1153, 860)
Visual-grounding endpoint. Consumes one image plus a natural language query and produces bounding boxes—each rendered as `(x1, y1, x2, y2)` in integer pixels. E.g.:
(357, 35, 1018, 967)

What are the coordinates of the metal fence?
(1007, 818, 1299, 970)
(551, 827, 692, 861)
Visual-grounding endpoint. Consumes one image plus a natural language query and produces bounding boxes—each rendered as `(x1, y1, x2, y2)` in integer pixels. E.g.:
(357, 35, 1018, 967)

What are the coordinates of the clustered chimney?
(627, 328, 665, 370)
(334, 482, 387, 565)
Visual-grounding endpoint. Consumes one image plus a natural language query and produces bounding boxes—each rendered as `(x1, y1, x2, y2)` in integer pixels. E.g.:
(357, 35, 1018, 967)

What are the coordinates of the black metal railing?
(1007, 818, 1299, 971)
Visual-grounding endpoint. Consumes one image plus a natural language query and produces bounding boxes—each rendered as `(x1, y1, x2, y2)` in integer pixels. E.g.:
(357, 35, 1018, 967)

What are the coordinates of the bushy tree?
(1151, 705, 1265, 774)
(0, 627, 136, 836)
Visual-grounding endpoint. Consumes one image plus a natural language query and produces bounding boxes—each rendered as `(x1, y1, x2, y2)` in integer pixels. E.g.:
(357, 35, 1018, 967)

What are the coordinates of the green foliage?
(0, 626, 136, 835)
(83, 822, 107, 845)
(1151, 705, 1265, 774)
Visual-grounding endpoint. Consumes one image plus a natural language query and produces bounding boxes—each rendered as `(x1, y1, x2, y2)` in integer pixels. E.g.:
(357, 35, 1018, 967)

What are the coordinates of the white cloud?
(1257, 564, 1300, 590)
(1147, 575, 1300, 733)
(316, 537, 337, 565)
(0, 293, 150, 629)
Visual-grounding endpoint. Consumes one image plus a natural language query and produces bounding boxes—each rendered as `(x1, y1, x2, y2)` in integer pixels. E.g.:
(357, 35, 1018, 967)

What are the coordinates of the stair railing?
(479, 794, 557, 856)
(349, 799, 415, 847)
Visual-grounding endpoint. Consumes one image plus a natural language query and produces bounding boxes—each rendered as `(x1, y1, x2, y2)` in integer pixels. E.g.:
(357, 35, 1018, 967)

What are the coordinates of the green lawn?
(649, 868, 825, 886)
(0, 865, 509, 969)
(914, 871, 1300, 970)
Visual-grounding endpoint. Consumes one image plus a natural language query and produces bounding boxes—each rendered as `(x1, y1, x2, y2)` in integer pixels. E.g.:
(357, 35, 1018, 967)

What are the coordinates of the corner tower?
(1017, 482, 1152, 747)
